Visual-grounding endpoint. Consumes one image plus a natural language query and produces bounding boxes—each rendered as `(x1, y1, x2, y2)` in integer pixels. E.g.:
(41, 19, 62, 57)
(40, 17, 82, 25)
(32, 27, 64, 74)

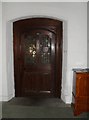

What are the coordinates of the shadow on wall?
(61, 20, 69, 102)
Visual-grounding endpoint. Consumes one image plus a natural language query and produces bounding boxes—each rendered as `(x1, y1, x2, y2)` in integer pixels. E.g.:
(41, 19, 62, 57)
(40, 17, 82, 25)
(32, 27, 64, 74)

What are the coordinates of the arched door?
(13, 18, 63, 97)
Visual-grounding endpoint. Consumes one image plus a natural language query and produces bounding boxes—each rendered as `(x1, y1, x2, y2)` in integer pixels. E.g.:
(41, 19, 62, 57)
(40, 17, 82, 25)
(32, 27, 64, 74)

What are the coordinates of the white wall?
(0, 2, 2, 100)
(1, 0, 89, 2)
(87, 2, 89, 67)
(0, 1, 2, 118)
(2, 2, 87, 103)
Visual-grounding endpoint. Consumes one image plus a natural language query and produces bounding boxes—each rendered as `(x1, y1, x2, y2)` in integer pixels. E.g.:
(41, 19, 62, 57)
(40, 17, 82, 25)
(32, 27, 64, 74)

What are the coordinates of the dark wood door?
(13, 18, 63, 97)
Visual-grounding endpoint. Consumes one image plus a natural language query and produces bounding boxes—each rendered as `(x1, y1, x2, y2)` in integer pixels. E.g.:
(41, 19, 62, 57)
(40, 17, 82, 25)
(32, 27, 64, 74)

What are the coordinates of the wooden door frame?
(13, 18, 63, 98)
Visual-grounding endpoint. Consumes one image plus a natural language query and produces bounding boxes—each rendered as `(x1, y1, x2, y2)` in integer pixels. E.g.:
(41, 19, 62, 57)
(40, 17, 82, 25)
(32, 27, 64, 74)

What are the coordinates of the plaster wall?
(0, 2, 2, 118)
(0, 2, 2, 101)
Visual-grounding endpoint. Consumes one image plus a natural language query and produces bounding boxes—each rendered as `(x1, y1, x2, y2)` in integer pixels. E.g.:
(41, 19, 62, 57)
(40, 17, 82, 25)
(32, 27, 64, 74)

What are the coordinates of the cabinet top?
(72, 68, 89, 73)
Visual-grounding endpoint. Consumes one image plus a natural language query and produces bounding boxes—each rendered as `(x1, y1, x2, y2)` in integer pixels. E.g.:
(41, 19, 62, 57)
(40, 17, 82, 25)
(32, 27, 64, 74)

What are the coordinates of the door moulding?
(4, 16, 68, 103)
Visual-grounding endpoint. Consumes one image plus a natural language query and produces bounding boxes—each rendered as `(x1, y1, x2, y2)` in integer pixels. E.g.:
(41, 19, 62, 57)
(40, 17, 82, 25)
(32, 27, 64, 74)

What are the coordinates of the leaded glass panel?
(24, 35, 37, 65)
(23, 33, 51, 65)
(39, 35, 51, 64)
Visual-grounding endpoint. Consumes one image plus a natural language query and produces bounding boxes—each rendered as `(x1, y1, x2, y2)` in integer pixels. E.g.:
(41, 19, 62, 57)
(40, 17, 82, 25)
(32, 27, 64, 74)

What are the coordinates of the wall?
(0, 2, 2, 100)
(87, 2, 89, 68)
(0, 1, 2, 118)
(2, 2, 87, 103)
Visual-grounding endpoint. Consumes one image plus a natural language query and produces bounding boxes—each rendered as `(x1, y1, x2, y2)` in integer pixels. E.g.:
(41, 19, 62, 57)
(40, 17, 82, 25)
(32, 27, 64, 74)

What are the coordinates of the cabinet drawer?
(76, 97, 89, 104)
(72, 71, 89, 116)
(76, 74, 89, 96)
(74, 103, 89, 111)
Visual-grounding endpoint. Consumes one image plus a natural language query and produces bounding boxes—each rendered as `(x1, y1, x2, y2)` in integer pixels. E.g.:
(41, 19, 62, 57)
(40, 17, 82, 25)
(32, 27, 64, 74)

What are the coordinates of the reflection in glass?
(40, 35, 51, 64)
(24, 33, 51, 65)
(24, 35, 36, 64)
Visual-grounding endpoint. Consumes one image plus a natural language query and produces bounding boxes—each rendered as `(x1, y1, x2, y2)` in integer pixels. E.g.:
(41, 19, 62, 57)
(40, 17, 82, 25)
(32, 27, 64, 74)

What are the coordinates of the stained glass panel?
(23, 33, 51, 65)
(40, 35, 51, 64)
(24, 35, 37, 65)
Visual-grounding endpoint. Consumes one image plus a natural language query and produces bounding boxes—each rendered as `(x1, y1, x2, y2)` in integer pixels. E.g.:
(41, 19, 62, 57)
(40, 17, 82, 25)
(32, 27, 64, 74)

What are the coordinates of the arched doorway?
(13, 18, 63, 98)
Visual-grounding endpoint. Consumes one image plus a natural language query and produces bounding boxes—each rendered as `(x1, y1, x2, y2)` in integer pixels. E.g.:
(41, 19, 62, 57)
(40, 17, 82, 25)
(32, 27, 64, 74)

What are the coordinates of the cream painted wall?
(87, 2, 89, 68)
(2, 2, 87, 103)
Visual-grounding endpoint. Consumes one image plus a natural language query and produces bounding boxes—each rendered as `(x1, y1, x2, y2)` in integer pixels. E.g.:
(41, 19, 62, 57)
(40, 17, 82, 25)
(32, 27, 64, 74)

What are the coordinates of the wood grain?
(13, 18, 63, 97)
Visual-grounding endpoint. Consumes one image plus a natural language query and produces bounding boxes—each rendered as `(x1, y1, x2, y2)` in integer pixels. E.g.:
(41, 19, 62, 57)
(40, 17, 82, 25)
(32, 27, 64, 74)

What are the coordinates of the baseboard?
(61, 92, 72, 104)
(1, 94, 14, 101)
(1, 92, 72, 103)
(0, 96, 2, 101)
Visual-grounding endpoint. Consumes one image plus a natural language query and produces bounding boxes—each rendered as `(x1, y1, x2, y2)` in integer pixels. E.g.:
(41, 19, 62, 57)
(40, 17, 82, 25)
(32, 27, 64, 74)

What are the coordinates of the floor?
(2, 97, 89, 119)
(0, 102, 2, 119)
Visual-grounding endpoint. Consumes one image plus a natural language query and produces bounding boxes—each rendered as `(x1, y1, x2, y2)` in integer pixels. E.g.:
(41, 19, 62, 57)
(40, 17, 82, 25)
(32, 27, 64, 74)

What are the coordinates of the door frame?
(13, 18, 63, 98)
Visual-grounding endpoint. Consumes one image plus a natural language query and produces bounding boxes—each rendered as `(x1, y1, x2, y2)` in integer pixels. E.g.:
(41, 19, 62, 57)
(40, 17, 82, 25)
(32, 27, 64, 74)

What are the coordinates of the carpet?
(2, 97, 89, 119)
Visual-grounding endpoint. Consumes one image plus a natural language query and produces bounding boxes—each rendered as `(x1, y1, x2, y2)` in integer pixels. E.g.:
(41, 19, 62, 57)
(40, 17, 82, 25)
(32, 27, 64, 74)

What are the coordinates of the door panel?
(13, 18, 63, 97)
(22, 72, 52, 96)
(21, 29, 55, 96)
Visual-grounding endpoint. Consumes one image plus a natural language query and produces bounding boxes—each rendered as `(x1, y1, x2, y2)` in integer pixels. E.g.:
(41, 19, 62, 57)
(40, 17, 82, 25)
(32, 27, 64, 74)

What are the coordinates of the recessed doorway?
(13, 18, 63, 98)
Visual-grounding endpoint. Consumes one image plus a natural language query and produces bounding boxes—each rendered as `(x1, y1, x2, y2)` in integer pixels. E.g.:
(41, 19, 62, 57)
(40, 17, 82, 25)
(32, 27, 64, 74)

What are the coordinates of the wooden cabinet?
(72, 70, 89, 116)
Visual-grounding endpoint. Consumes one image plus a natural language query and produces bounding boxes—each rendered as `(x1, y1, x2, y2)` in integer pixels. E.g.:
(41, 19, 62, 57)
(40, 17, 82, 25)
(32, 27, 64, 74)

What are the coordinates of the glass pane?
(40, 35, 51, 64)
(24, 35, 37, 65)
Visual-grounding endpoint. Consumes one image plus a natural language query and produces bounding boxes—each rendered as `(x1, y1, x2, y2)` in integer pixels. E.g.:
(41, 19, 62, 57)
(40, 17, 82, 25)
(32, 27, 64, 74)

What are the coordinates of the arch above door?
(13, 18, 63, 98)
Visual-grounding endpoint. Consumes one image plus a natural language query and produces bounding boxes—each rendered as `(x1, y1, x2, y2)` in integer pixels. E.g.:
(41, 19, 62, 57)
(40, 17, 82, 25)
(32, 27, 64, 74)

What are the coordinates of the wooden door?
(13, 18, 63, 97)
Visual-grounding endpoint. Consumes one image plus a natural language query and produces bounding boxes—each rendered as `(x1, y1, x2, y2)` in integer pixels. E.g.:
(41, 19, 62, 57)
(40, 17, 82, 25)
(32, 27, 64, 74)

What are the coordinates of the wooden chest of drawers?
(72, 70, 89, 116)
